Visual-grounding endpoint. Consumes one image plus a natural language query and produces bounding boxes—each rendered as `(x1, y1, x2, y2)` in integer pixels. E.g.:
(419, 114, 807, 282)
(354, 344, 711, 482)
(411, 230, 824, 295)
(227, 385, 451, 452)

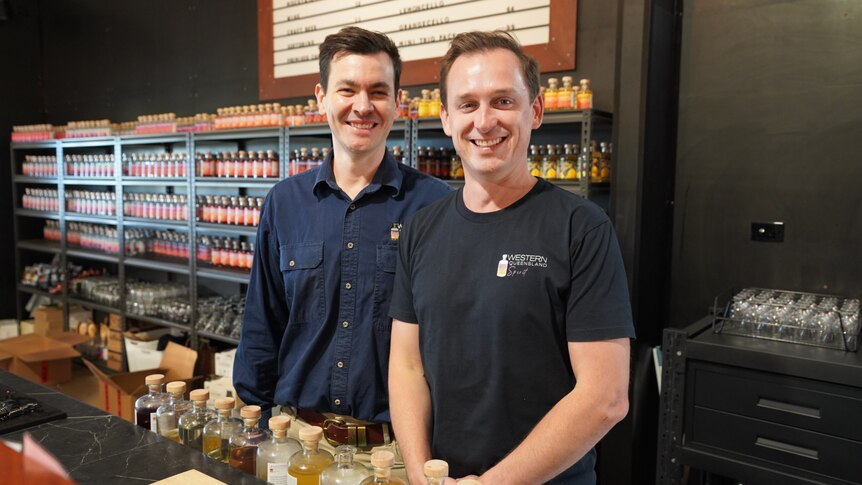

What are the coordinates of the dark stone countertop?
(0, 369, 266, 484)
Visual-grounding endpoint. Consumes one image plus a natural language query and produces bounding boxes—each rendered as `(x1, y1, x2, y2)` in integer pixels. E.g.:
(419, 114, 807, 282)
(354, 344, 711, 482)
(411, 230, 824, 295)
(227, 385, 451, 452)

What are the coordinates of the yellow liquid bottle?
(544, 78, 559, 111)
(203, 397, 242, 463)
(559, 144, 577, 181)
(557, 76, 574, 110)
(288, 426, 334, 485)
(430, 89, 442, 117)
(358, 450, 406, 484)
(418, 89, 432, 118)
(528, 145, 542, 177)
(542, 144, 558, 179)
(577, 78, 593, 110)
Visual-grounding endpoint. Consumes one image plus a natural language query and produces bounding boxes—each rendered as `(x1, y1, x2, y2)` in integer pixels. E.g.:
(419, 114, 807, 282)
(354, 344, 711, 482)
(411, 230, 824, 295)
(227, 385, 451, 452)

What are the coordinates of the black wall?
(671, 0, 862, 327)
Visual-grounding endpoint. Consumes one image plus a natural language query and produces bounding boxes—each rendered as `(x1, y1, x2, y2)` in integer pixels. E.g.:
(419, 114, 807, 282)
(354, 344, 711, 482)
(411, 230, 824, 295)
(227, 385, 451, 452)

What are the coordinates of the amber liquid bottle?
(288, 425, 335, 484)
(203, 397, 242, 463)
(229, 405, 269, 475)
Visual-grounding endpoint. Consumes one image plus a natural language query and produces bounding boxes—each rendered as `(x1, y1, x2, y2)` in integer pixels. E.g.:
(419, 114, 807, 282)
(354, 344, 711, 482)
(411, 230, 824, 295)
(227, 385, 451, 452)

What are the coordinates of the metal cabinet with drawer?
(656, 317, 862, 484)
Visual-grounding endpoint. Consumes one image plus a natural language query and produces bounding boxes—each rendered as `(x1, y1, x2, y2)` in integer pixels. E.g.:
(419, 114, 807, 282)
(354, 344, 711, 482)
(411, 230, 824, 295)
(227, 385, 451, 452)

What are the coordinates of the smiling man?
(234, 26, 450, 468)
(388, 31, 636, 484)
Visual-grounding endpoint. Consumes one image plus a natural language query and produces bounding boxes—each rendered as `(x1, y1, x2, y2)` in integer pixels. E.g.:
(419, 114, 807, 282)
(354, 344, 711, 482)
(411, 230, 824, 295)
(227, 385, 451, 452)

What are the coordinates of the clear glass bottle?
(359, 450, 405, 484)
(178, 389, 214, 451)
(256, 415, 302, 483)
(229, 405, 269, 475)
(203, 397, 242, 463)
(134, 373, 169, 432)
(557, 76, 575, 110)
(155, 381, 191, 442)
(577, 78, 593, 110)
(288, 425, 335, 484)
(320, 445, 371, 485)
(423, 459, 448, 485)
(544, 78, 559, 111)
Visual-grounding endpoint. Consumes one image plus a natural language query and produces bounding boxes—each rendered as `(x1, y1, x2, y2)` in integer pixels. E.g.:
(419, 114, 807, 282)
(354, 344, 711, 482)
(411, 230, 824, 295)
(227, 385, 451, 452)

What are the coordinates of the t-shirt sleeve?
(566, 219, 636, 341)
(388, 219, 419, 324)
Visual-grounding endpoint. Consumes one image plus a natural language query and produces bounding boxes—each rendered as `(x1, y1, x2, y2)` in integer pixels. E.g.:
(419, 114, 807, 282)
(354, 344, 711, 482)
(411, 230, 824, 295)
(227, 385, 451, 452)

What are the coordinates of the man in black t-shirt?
(388, 31, 635, 484)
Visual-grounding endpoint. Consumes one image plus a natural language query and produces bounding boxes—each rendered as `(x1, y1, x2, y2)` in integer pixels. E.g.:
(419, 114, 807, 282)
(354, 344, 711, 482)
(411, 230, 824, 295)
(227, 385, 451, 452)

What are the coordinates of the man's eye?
(498, 98, 514, 105)
(459, 103, 476, 110)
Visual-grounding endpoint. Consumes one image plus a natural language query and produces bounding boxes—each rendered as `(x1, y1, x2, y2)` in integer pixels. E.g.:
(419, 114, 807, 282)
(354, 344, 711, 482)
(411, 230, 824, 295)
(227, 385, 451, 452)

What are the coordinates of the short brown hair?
(318, 26, 402, 93)
(438, 31, 540, 107)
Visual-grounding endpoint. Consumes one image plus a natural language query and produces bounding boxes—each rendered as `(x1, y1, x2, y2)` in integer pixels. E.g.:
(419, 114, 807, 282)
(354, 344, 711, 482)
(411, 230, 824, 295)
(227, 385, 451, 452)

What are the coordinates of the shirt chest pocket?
(372, 244, 398, 333)
(280, 242, 325, 326)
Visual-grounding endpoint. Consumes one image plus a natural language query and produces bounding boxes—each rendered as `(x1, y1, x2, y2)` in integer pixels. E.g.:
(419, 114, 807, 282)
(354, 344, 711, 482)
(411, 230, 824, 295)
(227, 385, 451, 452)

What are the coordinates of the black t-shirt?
(389, 179, 635, 482)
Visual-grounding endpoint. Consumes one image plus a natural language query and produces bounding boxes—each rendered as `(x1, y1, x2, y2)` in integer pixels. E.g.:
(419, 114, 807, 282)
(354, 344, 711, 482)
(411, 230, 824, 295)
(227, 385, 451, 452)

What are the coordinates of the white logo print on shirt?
(495, 253, 548, 277)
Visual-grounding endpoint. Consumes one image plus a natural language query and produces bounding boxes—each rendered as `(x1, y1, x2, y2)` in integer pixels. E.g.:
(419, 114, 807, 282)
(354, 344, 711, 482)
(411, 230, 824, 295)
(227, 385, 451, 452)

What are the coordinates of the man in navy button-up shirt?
(234, 27, 451, 424)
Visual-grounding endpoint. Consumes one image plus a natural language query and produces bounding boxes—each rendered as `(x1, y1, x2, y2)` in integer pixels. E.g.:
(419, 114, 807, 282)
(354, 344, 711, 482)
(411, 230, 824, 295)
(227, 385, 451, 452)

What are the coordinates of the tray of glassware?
(711, 287, 860, 352)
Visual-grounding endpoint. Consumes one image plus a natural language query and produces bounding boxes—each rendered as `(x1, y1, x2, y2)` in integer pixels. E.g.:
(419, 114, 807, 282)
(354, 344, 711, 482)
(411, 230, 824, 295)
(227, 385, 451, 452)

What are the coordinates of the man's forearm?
(389, 365, 434, 483)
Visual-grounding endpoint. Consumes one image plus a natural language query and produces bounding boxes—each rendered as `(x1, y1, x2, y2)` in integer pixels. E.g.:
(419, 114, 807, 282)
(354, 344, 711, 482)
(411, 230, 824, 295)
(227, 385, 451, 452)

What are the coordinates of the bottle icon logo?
(496, 254, 508, 277)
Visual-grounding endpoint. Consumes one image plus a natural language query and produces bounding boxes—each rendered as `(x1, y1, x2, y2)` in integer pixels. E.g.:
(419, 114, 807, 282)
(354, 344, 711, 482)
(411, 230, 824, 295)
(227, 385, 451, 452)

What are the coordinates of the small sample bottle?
(430, 89, 442, 117)
(359, 450, 405, 484)
(577, 78, 593, 109)
(155, 381, 191, 442)
(558, 76, 575, 110)
(229, 405, 269, 475)
(288, 426, 335, 484)
(256, 415, 302, 483)
(423, 459, 449, 485)
(544, 78, 559, 111)
(320, 445, 371, 485)
(134, 373, 169, 432)
(528, 144, 542, 177)
(178, 389, 214, 451)
(559, 144, 577, 181)
(418, 89, 432, 118)
(203, 397, 242, 463)
(542, 144, 558, 179)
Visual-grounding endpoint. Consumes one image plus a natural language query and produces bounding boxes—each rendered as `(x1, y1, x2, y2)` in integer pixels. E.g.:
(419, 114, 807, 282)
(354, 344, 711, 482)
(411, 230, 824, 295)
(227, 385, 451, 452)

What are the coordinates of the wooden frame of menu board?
(258, 0, 577, 100)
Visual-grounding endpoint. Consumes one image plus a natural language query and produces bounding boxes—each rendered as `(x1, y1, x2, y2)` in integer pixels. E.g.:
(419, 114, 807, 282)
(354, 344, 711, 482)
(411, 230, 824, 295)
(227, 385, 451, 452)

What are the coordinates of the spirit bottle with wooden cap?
(155, 381, 190, 442)
(229, 405, 269, 474)
(178, 389, 215, 451)
(203, 397, 242, 463)
(134, 374, 169, 432)
(577, 78, 593, 110)
(423, 459, 448, 485)
(256, 415, 302, 482)
(358, 450, 406, 484)
(288, 425, 335, 484)
(320, 445, 371, 485)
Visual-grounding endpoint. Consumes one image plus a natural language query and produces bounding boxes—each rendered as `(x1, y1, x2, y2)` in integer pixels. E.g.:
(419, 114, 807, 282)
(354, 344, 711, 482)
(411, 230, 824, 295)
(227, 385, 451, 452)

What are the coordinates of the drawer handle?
(755, 436, 819, 460)
(756, 398, 821, 419)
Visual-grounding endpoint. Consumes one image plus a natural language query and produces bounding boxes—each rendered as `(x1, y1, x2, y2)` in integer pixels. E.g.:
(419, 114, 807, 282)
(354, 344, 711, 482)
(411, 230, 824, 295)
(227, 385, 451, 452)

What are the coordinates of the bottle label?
(150, 413, 158, 433)
(267, 463, 288, 485)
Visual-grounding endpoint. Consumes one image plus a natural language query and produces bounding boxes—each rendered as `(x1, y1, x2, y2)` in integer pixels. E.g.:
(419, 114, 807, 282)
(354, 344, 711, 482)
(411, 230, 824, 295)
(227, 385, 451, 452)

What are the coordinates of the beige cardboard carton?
(0, 333, 89, 385)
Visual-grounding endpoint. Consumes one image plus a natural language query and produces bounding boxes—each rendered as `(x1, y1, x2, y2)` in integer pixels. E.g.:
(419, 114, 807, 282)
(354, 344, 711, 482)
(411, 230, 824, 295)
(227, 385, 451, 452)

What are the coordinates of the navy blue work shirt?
(234, 149, 451, 422)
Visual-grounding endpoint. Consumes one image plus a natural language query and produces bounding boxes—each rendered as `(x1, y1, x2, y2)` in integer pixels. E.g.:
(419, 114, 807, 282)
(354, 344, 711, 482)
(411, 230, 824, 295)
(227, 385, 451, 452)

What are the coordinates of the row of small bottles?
(124, 153, 189, 178)
(66, 190, 117, 215)
(407, 146, 464, 180)
(541, 77, 593, 111)
(195, 150, 280, 178)
(288, 146, 329, 176)
(198, 236, 255, 270)
(213, 101, 328, 129)
(65, 154, 116, 177)
(22, 188, 59, 211)
(21, 155, 58, 177)
(124, 193, 189, 221)
(132, 376, 392, 484)
(527, 142, 612, 183)
(196, 195, 264, 226)
(398, 88, 442, 119)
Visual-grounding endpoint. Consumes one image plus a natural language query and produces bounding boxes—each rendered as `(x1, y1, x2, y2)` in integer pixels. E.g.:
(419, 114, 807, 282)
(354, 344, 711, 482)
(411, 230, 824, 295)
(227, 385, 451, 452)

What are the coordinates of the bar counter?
(0, 369, 265, 484)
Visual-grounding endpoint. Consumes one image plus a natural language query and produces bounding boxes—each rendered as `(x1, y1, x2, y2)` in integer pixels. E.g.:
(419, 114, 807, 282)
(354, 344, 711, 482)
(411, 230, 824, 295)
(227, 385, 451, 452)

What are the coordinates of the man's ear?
(440, 103, 452, 137)
(315, 83, 325, 111)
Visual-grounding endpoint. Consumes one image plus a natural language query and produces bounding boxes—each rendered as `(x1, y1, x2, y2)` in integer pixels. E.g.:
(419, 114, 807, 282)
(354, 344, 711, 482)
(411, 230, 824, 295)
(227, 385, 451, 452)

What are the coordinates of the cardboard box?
(204, 375, 238, 409)
(124, 328, 170, 372)
(214, 348, 236, 379)
(0, 319, 18, 339)
(68, 306, 92, 329)
(33, 305, 64, 336)
(0, 333, 89, 385)
(109, 313, 122, 331)
(20, 320, 35, 335)
(107, 351, 124, 371)
(82, 341, 200, 422)
(107, 331, 124, 353)
(0, 351, 11, 371)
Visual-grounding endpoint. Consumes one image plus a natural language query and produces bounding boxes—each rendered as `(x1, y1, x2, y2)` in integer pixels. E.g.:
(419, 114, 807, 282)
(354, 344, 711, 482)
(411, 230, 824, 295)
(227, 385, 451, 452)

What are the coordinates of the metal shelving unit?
(11, 116, 603, 354)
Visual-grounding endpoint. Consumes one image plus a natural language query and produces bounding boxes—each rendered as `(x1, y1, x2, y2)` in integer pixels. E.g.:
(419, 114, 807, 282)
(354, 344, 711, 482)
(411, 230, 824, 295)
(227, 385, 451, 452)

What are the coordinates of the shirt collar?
(313, 149, 404, 198)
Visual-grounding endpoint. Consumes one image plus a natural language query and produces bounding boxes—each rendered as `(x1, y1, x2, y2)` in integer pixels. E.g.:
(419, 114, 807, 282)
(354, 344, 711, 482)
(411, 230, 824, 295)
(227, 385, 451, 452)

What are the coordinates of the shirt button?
(346, 242, 354, 249)
(288, 260, 295, 267)
(337, 361, 344, 368)
(349, 204, 356, 210)
(345, 282, 352, 290)
(334, 399, 341, 406)
(342, 321, 349, 328)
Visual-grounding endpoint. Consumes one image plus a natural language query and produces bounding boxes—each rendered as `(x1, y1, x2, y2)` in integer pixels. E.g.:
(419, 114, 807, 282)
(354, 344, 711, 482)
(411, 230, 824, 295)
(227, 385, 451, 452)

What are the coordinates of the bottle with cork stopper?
(423, 459, 449, 485)
(320, 445, 371, 485)
(134, 373, 169, 432)
(229, 405, 269, 474)
(544, 78, 559, 111)
(558, 76, 575, 110)
(256, 415, 302, 483)
(178, 389, 215, 451)
(577, 78, 593, 109)
(359, 450, 405, 484)
(203, 397, 242, 463)
(155, 381, 191, 442)
(288, 425, 335, 484)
